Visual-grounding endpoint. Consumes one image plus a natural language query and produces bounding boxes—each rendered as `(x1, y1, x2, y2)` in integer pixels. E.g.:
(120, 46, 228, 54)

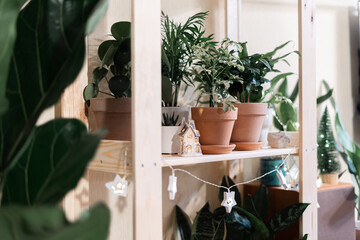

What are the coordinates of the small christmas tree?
(317, 107, 340, 174)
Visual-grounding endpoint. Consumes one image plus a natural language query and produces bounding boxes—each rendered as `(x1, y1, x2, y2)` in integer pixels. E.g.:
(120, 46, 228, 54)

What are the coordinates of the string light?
(164, 149, 295, 204)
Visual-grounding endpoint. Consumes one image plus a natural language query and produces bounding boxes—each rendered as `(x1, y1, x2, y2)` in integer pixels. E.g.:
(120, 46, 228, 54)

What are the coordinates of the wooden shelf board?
(89, 140, 298, 172)
(162, 147, 298, 167)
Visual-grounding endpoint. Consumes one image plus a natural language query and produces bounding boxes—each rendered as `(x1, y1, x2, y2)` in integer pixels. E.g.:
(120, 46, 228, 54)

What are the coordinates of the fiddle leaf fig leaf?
(0, 203, 110, 240)
(1, 119, 106, 206)
(174, 206, 192, 240)
(111, 21, 131, 41)
(0, 0, 22, 116)
(0, 0, 107, 171)
(267, 203, 309, 235)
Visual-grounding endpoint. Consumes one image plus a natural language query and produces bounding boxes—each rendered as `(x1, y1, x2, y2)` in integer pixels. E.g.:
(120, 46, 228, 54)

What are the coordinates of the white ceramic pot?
(268, 131, 299, 148)
(162, 126, 183, 154)
(259, 107, 274, 147)
(162, 107, 190, 125)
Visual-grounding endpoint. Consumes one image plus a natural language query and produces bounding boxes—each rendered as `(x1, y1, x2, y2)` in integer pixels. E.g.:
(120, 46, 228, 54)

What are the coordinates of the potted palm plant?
(161, 11, 214, 125)
(190, 39, 242, 154)
(229, 41, 298, 150)
(83, 21, 131, 140)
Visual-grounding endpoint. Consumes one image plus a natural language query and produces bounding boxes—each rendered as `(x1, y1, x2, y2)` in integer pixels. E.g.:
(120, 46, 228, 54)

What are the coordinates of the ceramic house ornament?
(179, 120, 202, 156)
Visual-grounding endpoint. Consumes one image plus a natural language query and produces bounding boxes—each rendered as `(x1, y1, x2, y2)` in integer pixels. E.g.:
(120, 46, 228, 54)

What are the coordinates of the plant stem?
(248, 85, 251, 103)
(99, 90, 115, 97)
(105, 75, 109, 83)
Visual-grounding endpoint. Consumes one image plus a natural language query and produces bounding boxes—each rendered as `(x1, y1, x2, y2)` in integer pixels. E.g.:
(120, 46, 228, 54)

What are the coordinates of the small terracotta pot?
(231, 103, 267, 143)
(191, 107, 237, 154)
(321, 173, 339, 185)
(90, 98, 131, 140)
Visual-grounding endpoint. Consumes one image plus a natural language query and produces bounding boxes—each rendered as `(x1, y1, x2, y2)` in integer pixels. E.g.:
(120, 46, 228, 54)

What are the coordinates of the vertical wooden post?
(226, 0, 241, 41)
(298, 0, 317, 239)
(132, 0, 162, 239)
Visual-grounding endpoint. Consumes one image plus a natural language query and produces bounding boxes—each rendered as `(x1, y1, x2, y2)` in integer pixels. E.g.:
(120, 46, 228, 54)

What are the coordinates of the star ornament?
(221, 191, 237, 213)
(105, 174, 128, 197)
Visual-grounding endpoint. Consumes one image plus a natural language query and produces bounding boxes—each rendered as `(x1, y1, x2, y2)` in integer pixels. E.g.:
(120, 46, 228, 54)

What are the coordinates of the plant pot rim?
(233, 102, 267, 115)
(191, 107, 238, 121)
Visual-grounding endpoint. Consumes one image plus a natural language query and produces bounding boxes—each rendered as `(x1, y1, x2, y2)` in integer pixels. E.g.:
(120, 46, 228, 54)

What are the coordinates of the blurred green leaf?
(98, 40, 118, 60)
(252, 185, 269, 221)
(83, 83, 99, 104)
(277, 78, 288, 98)
(0, 0, 105, 171)
(316, 89, 333, 105)
(289, 81, 299, 102)
(174, 206, 192, 240)
(233, 206, 269, 239)
(100, 43, 118, 68)
(0, 203, 110, 240)
(92, 67, 108, 84)
(212, 219, 226, 240)
(2, 119, 105, 206)
(86, 0, 109, 35)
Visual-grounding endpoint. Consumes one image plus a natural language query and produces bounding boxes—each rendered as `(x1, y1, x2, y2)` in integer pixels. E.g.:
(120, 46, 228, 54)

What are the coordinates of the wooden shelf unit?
(59, 0, 318, 239)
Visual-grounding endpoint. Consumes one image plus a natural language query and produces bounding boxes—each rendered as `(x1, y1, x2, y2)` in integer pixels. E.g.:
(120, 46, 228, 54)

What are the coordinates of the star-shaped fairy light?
(105, 174, 128, 197)
(221, 191, 237, 213)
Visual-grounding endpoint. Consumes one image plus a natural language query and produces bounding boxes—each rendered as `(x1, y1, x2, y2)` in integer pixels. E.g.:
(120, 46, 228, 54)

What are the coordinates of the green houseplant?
(173, 176, 309, 240)
(0, 0, 110, 238)
(83, 21, 132, 140)
(190, 39, 242, 154)
(228, 41, 298, 150)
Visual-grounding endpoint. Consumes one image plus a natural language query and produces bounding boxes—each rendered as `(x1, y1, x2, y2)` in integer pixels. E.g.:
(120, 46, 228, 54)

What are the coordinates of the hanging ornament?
(221, 191, 237, 213)
(276, 170, 289, 190)
(167, 172, 177, 200)
(105, 174, 128, 197)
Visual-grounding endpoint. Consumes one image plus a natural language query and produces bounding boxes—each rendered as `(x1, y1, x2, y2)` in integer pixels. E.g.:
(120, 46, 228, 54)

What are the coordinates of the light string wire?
(164, 149, 294, 192)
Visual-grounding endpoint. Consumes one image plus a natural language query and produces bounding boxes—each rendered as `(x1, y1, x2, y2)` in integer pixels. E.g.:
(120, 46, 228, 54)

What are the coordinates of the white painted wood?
(298, 0, 318, 239)
(226, 0, 241, 41)
(132, 0, 162, 239)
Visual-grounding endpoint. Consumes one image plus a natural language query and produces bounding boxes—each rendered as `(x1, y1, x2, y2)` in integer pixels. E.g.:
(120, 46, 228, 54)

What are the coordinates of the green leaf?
(92, 67, 108, 84)
(174, 206, 192, 240)
(108, 76, 130, 98)
(252, 185, 269, 221)
(289, 81, 299, 102)
(191, 203, 215, 240)
(111, 21, 131, 41)
(233, 206, 269, 239)
(218, 176, 241, 207)
(0, 0, 22, 116)
(277, 78, 288, 98)
(316, 89, 333, 105)
(100, 43, 118, 68)
(267, 203, 309, 235)
(299, 234, 309, 240)
(83, 83, 99, 104)
(0, 203, 110, 240)
(86, 0, 109, 35)
(212, 219, 226, 240)
(0, 0, 104, 172)
(162, 76, 173, 106)
(1, 119, 105, 206)
(98, 40, 118, 60)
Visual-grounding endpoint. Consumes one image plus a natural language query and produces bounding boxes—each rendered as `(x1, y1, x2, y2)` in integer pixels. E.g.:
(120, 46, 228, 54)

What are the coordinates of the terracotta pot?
(191, 107, 237, 154)
(90, 98, 131, 140)
(231, 103, 267, 144)
(321, 173, 339, 185)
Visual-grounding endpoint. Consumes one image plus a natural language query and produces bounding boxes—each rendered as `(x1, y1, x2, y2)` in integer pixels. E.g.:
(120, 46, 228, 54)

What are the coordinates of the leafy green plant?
(161, 11, 214, 107)
(317, 107, 340, 174)
(191, 39, 244, 112)
(0, 0, 110, 238)
(174, 176, 309, 240)
(83, 21, 131, 105)
(228, 41, 299, 103)
(162, 112, 180, 126)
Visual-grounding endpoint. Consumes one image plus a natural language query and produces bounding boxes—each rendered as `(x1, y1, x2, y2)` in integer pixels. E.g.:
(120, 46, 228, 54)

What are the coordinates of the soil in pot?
(231, 103, 267, 150)
(90, 98, 131, 140)
(191, 107, 237, 154)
